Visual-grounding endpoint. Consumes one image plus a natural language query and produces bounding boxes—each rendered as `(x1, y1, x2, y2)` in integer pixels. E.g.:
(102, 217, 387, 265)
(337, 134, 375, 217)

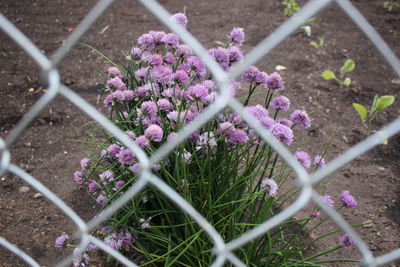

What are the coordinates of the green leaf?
(310, 41, 318, 48)
(343, 77, 351, 86)
(375, 95, 395, 112)
(352, 103, 367, 121)
(340, 59, 355, 74)
(322, 70, 336, 80)
(371, 94, 379, 113)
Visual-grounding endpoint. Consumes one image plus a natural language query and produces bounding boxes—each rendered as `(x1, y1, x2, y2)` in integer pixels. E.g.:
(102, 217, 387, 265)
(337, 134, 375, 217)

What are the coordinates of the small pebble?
(33, 193, 43, 199)
(19, 186, 30, 193)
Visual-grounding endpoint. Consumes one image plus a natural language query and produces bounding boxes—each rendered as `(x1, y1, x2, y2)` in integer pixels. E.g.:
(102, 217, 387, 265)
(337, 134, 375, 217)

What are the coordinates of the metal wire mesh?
(0, 0, 399, 266)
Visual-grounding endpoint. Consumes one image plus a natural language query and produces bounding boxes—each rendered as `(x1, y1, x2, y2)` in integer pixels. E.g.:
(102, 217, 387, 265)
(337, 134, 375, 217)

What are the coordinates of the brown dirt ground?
(0, 0, 399, 266)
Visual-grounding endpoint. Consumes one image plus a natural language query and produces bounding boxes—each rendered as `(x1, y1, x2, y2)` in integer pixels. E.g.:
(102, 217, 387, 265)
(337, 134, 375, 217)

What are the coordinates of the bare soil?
(0, 0, 399, 266)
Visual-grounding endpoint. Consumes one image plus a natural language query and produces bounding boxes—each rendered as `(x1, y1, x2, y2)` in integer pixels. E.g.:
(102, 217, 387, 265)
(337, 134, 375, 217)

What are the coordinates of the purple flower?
(144, 124, 164, 142)
(107, 67, 124, 80)
(270, 96, 290, 111)
(276, 118, 292, 127)
(209, 47, 229, 71)
(87, 180, 99, 193)
(244, 104, 269, 122)
(321, 195, 334, 207)
(101, 226, 112, 235)
(188, 56, 206, 78)
(227, 46, 244, 63)
(175, 44, 192, 58)
(294, 151, 311, 169)
(340, 190, 357, 207)
(157, 99, 173, 111)
(80, 158, 90, 169)
(228, 128, 249, 146)
(255, 71, 269, 86)
(121, 90, 134, 101)
(164, 52, 176, 65)
(140, 101, 158, 117)
(339, 234, 353, 249)
(74, 171, 84, 184)
(103, 94, 112, 108)
(138, 33, 155, 50)
(149, 31, 166, 44)
(87, 243, 97, 251)
(55, 234, 69, 249)
(135, 67, 149, 80)
(266, 72, 284, 91)
(113, 180, 125, 191)
(242, 66, 259, 83)
(131, 47, 142, 60)
(117, 149, 135, 166)
(196, 132, 217, 150)
(261, 178, 278, 196)
(261, 117, 276, 131)
(104, 232, 123, 250)
(121, 231, 133, 248)
(183, 150, 192, 163)
(99, 170, 114, 181)
(135, 135, 150, 149)
(96, 194, 107, 205)
(129, 163, 142, 173)
(107, 144, 121, 156)
(111, 90, 125, 102)
(72, 247, 90, 267)
(161, 33, 179, 48)
(149, 54, 163, 67)
(271, 123, 293, 145)
(230, 27, 245, 46)
(107, 77, 127, 90)
(150, 66, 173, 84)
(314, 155, 326, 168)
(218, 122, 234, 137)
(139, 218, 151, 228)
(290, 109, 311, 129)
(135, 84, 151, 97)
(185, 84, 209, 103)
(173, 70, 189, 85)
(171, 12, 188, 28)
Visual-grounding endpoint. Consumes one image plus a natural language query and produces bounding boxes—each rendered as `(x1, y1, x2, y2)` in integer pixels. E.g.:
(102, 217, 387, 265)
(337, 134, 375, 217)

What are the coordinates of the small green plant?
(299, 17, 317, 37)
(282, 0, 300, 16)
(310, 37, 324, 53)
(384, 0, 400, 11)
(322, 59, 355, 88)
(353, 95, 395, 135)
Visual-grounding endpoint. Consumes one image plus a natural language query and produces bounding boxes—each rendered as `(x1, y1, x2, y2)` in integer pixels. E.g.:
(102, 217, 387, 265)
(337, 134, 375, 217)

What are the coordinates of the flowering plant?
(57, 13, 366, 266)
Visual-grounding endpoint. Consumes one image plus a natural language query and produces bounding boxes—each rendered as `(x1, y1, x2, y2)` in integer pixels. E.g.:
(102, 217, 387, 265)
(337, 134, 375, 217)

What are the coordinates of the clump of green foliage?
(353, 95, 395, 135)
(384, 0, 400, 11)
(322, 59, 355, 88)
(282, 0, 300, 16)
(310, 37, 324, 54)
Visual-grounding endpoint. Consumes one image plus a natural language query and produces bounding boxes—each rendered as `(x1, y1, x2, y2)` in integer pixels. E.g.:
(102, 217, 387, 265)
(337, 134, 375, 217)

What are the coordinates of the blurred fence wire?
(1, 0, 400, 266)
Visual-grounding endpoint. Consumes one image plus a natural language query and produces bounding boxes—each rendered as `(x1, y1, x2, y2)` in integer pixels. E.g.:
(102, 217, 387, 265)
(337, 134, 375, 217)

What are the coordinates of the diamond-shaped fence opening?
(0, 0, 399, 266)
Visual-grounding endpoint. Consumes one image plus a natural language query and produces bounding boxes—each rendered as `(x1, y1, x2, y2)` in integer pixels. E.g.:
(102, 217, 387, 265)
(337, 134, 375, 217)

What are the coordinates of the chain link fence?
(0, 0, 399, 266)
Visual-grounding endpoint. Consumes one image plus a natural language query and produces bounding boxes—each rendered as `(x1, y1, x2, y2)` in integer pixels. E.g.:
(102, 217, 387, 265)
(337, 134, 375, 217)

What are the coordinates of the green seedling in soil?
(353, 95, 395, 135)
(282, 0, 300, 16)
(384, 0, 400, 11)
(310, 37, 324, 53)
(299, 17, 317, 37)
(322, 59, 355, 88)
